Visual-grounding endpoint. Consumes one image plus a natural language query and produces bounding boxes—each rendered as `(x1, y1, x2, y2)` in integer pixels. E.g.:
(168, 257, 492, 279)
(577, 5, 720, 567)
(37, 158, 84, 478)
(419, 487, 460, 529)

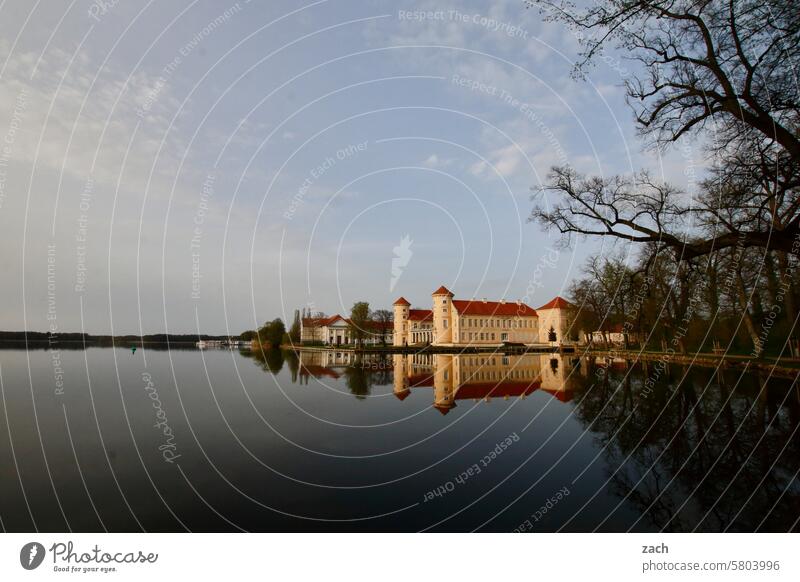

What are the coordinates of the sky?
(0, 0, 703, 335)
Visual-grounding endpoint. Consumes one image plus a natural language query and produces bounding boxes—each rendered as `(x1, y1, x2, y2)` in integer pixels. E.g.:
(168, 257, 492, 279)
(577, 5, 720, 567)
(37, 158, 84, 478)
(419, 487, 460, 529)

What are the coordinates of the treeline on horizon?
(0, 331, 244, 345)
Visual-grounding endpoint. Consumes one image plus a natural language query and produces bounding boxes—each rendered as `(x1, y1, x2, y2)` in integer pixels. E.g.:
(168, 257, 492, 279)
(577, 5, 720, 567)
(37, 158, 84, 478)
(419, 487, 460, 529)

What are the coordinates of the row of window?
(458, 317, 533, 329)
(464, 368, 536, 381)
(463, 332, 498, 341)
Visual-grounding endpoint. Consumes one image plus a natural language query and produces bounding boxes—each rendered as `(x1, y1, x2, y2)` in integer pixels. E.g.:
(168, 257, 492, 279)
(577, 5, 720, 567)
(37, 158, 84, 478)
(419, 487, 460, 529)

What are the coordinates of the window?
(443, 320, 448, 329)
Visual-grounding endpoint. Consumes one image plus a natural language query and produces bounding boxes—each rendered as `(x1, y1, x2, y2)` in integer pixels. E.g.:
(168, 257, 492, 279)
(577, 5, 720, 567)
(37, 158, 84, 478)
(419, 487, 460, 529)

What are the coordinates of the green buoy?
(131, 347, 137, 354)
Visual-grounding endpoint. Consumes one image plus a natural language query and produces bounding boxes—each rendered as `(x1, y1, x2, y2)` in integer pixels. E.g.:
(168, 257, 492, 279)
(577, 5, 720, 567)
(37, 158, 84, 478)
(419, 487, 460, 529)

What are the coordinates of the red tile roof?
(408, 309, 433, 321)
(393, 297, 411, 306)
(431, 285, 454, 296)
(537, 296, 573, 310)
(302, 315, 350, 327)
(363, 320, 393, 332)
(452, 300, 537, 317)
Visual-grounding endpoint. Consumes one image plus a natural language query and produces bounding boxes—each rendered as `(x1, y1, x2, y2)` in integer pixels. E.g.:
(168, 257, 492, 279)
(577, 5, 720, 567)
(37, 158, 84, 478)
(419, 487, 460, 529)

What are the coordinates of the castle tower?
(431, 285, 454, 345)
(393, 297, 411, 346)
(536, 296, 576, 344)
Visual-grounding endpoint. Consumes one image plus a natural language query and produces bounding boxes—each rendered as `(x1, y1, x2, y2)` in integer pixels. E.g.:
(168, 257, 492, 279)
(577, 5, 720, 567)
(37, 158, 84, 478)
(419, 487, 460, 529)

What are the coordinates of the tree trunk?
(735, 271, 763, 357)
(776, 250, 797, 327)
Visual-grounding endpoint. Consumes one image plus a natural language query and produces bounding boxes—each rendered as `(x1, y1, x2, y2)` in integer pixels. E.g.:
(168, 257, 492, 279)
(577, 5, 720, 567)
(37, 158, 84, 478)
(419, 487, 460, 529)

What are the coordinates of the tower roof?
(537, 296, 573, 310)
(431, 285, 454, 296)
(433, 403, 454, 415)
(393, 297, 411, 306)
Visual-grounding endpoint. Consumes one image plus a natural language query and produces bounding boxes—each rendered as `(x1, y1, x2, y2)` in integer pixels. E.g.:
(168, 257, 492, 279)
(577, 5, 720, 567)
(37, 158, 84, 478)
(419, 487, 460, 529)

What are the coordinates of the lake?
(0, 346, 797, 532)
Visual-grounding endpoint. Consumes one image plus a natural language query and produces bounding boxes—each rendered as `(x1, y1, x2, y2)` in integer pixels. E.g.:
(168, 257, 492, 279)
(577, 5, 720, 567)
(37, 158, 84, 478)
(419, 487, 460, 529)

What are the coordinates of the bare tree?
(526, 0, 800, 257)
(371, 309, 393, 346)
(526, 0, 800, 158)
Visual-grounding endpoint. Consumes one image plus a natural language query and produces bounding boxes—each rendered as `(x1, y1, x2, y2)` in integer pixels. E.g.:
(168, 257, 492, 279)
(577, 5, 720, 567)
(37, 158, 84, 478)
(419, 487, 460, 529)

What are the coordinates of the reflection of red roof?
(434, 403, 454, 415)
(299, 365, 341, 379)
(394, 389, 411, 401)
(454, 380, 540, 400)
(408, 309, 433, 321)
(541, 388, 574, 402)
(452, 300, 537, 317)
(393, 297, 411, 306)
(538, 296, 572, 310)
(432, 285, 454, 296)
(408, 373, 434, 387)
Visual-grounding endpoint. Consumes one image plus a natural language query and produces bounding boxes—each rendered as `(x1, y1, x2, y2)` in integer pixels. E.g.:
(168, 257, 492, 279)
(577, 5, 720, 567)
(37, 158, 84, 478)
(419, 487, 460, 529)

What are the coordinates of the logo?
(390, 234, 413, 291)
(20, 542, 46, 570)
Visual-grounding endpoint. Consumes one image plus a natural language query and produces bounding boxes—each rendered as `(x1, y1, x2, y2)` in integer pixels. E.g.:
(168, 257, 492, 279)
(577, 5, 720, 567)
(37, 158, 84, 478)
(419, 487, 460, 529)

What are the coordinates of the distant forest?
(0, 331, 241, 349)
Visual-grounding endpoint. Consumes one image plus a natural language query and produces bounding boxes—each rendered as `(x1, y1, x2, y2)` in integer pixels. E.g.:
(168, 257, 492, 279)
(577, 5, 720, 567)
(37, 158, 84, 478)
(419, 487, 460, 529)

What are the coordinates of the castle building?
(301, 315, 392, 346)
(393, 285, 576, 347)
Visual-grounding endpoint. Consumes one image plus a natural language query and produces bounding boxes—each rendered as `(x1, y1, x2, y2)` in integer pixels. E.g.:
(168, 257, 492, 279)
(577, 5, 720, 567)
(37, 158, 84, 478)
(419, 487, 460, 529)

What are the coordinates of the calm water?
(0, 346, 798, 532)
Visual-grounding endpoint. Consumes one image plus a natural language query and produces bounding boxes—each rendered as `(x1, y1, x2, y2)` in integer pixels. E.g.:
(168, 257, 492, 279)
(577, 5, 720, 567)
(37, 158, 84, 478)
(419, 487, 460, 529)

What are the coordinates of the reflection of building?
(297, 350, 352, 383)
(391, 353, 576, 413)
(393, 286, 577, 347)
(301, 315, 392, 346)
(538, 354, 577, 402)
(298, 350, 394, 384)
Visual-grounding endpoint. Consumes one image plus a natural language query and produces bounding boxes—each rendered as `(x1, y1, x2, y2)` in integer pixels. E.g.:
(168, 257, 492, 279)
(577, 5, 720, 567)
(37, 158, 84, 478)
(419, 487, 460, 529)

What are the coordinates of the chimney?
(500, 299, 506, 304)
(516, 300, 522, 306)
(482, 298, 487, 303)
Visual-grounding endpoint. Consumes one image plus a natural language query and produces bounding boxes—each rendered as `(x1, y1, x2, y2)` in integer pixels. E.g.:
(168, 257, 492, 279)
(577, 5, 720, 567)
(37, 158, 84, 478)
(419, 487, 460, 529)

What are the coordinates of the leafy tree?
(288, 309, 301, 343)
(258, 318, 286, 348)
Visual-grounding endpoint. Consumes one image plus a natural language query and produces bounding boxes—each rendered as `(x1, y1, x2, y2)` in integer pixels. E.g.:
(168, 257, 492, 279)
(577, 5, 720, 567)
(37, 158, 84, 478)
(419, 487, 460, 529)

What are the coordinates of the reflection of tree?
(249, 347, 285, 374)
(342, 355, 395, 398)
(284, 350, 299, 382)
(344, 365, 370, 400)
(573, 360, 800, 531)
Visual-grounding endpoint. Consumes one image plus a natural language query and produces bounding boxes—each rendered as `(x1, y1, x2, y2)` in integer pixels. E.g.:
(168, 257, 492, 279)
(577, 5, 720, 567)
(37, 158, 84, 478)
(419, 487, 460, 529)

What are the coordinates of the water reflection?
(391, 353, 576, 413)
(0, 346, 797, 531)
(248, 349, 800, 531)
(284, 350, 579, 407)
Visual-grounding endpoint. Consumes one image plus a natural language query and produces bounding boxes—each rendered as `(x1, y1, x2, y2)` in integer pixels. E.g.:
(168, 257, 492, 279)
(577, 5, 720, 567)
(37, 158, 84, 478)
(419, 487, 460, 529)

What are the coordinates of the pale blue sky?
(0, 0, 701, 334)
